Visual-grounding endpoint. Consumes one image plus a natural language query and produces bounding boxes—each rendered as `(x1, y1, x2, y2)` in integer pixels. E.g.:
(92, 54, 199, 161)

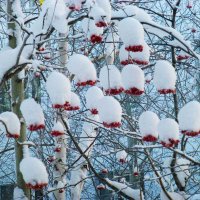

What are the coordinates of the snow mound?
(68, 54, 97, 86)
(178, 101, 200, 136)
(20, 98, 45, 131)
(65, 92, 80, 111)
(90, 0, 111, 28)
(175, 158, 190, 187)
(116, 150, 127, 164)
(20, 157, 48, 189)
(46, 71, 71, 108)
(81, 18, 103, 43)
(85, 86, 104, 114)
(160, 190, 184, 200)
(97, 96, 122, 128)
(119, 45, 134, 66)
(153, 60, 176, 94)
(106, 178, 142, 200)
(118, 17, 144, 52)
(139, 111, 159, 142)
(13, 187, 28, 200)
(99, 65, 124, 95)
(131, 42, 150, 65)
(51, 121, 65, 137)
(0, 112, 20, 138)
(158, 118, 179, 147)
(121, 64, 144, 95)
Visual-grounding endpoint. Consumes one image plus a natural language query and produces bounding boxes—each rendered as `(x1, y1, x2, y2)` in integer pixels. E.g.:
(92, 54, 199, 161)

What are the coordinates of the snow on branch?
(105, 178, 143, 200)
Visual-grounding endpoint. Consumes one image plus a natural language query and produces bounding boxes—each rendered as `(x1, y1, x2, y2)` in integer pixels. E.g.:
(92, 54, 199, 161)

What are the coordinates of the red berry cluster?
(47, 156, 55, 162)
(77, 80, 97, 87)
(181, 130, 200, 137)
(64, 105, 80, 111)
(158, 89, 176, 94)
(142, 135, 157, 142)
(6, 132, 19, 139)
(120, 59, 134, 66)
(124, 87, 144, 95)
(119, 158, 126, 164)
(26, 182, 47, 190)
(177, 55, 190, 61)
(28, 124, 45, 131)
(69, 5, 80, 11)
(91, 108, 98, 115)
(125, 45, 143, 52)
(51, 130, 64, 137)
(95, 21, 107, 27)
(133, 59, 148, 65)
(96, 184, 106, 190)
(101, 169, 108, 174)
(54, 147, 62, 152)
(161, 138, 179, 148)
(103, 121, 121, 128)
(105, 87, 124, 95)
(90, 35, 102, 43)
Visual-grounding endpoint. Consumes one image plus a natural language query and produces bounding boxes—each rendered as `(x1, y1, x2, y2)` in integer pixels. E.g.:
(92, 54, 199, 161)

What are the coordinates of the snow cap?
(20, 98, 45, 131)
(178, 101, 200, 136)
(46, 71, 71, 108)
(0, 112, 21, 138)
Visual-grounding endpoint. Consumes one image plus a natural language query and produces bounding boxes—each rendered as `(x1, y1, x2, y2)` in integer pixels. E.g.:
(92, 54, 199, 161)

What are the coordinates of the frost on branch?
(70, 115, 98, 200)
(139, 111, 160, 142)
(121, 64, 144, 95)
(32, 0, 68, 35)
(64, 92, 80, 111)
(118, 17, 145, 52)
(105, 178, 143, 200)
(105, 31, 119, 64)
(79, 116, 98, 157)
(0, 112, 20, 139)
(116, 150, 127, 164)
(99, 65, 124, 95)
(178, 101, 200, 137)
(70, 166, 88, 200)
(158, 118, 179, 148)
(20, 98, 45, 131)
(13, 187, 28, 200)
(97, 96, 122, 128)
(46, 71, 71, 108)
(81, 18, 103, 43)
(20, 147, 48, 190)
(175, 158, 190, 187)
(0, 47, 27, 82)
(160, 190, 184, 200)
(113, 5, 152, 24)
(85, 86, 104, 115)
(153, 60, 176, 94)
(51, 121, 65, 137)
(67, 54, 97, 86)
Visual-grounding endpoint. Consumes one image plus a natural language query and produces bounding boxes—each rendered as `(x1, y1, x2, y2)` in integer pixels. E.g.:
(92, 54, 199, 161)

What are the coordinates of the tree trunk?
(53, 33, 68, 200)
(7, 0, 30, 198)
